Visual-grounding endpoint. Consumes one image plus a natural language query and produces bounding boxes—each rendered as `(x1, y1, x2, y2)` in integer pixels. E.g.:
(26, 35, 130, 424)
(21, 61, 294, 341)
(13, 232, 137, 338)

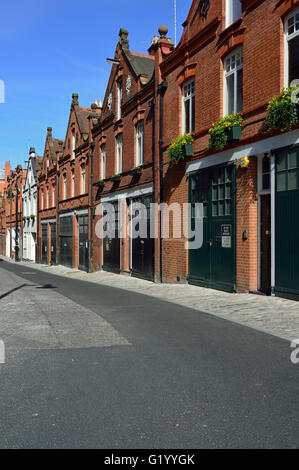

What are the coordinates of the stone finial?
(91, 103, 98, 110)
(47, 127, 52, 136)
(119, 28, 129, 49)
(158, 25, 168, 38)
(72, 93, 79, 105)
(29, 147, 35, 155)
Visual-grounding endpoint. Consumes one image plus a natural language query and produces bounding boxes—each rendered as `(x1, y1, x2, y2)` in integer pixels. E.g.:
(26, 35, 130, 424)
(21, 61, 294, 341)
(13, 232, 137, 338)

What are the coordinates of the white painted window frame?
(81, 165, 86, 194)
(136, 121, 144, 166)
(63, 174, 67, 200)
(101, 144, 106, 180)
(223, 47, 243, 116)
(71, 170, 75, 198)
(182, 79, 195, 134)
(284, 7, 299, 86)
(72, 129, 76, 160)
(117, 78, 123, 120)
(116, 134, 123, 174)
(225, 0, 242, 28)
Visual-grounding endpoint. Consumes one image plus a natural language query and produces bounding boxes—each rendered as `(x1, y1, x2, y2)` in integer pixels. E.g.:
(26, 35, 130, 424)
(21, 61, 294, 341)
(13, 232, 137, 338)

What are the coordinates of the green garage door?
(189, 163, 236, 292)
(275, 145, 299, 300)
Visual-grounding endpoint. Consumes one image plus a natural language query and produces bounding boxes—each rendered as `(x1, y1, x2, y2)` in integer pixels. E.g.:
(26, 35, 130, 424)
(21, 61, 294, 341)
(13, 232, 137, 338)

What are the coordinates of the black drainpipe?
(89, 142, 95, 273)
(157, 80, 168, 283)
(56, 170, 60, 265)
(149, 97, 156, 277)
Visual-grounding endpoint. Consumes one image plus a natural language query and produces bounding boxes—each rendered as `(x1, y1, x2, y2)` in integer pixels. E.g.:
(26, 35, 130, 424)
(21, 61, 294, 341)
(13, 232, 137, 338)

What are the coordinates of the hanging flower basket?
(263, 84, 299, 133)
(227, 125, 242, 142)
(208, 113, 243, 151)
(168, 134, 194, 165)
(183, 142, 194, 157)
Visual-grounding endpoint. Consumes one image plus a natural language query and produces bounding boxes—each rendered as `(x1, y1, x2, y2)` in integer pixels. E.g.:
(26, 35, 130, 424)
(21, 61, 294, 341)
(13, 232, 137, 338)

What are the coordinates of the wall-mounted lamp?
(240, 156, 250, 169)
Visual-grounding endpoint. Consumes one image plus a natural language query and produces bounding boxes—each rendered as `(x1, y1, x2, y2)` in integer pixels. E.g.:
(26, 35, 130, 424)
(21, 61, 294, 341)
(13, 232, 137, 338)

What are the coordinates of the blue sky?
(0, 0, 192, 170)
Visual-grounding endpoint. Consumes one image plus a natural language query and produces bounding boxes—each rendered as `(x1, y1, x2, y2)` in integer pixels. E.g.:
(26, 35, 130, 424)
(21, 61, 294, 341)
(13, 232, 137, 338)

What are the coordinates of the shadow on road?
(36, 284, 57, 289)
(0, 284, 32, 300)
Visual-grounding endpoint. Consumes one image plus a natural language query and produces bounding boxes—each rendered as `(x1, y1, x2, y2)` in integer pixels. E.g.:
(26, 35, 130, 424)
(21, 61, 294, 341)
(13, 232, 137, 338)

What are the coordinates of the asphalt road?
(0, 258, 298, 449)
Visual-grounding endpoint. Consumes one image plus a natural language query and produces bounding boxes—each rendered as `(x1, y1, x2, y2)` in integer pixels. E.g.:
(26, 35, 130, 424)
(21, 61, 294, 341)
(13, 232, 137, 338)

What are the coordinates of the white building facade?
(22, 148, 38, 262)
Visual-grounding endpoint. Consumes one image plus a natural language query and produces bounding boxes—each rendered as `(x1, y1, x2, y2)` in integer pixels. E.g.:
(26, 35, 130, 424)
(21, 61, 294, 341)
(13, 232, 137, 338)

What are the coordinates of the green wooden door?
(275, 146, 299, 300)
(189, 163, 236, 292)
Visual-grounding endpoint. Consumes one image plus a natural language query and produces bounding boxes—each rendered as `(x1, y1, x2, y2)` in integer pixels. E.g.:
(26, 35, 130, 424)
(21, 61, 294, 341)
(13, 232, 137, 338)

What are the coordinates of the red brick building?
(37, 95, 98, 271)
(0, 162, 10, 255)
(3, 165, 26, 260)
(91, 29, 157, 280)
(38, 127, 64, 265)
(55, 94, 97, 271)
(3, 0, 299, 301)
(154, 0, 299, 299)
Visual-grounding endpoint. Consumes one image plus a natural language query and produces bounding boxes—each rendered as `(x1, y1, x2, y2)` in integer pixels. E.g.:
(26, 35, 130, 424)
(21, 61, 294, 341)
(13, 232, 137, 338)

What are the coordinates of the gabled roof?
(124, 50, 155, 79)
(49, 137, 64, 162)
(74, 106, 91, 136)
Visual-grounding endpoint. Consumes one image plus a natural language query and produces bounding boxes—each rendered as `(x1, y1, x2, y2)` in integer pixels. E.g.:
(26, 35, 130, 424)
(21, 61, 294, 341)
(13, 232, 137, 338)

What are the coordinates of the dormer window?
(225, 0, 242, 28)
(117, 78, 123, 120)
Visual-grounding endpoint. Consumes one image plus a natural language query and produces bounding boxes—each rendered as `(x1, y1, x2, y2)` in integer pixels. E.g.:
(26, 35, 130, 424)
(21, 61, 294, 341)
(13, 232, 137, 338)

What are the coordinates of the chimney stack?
(29, 147, 35, 158)
(72, 93, 79, 106)
(119, 29, 129, 49)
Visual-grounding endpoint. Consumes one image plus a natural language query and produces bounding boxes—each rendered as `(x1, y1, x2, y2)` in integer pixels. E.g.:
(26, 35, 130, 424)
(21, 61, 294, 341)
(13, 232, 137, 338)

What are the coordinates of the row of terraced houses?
(0, 0, 299, 300)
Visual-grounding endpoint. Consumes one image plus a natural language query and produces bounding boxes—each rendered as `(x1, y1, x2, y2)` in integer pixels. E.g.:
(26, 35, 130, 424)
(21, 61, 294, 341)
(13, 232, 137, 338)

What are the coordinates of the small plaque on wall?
(221, 224, 232, 248)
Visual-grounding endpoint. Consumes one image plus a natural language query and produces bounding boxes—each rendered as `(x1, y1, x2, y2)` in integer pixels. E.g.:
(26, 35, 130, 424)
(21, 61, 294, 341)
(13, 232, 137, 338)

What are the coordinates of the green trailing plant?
(130, 165, 142, 174)
(208, 113, 243, 151)
(167, 134, 194, 165)
(263, 85, 299, 133)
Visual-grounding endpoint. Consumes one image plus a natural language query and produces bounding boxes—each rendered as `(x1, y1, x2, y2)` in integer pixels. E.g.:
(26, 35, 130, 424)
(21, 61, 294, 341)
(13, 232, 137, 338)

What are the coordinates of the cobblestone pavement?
(2, 256, 299, 342)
